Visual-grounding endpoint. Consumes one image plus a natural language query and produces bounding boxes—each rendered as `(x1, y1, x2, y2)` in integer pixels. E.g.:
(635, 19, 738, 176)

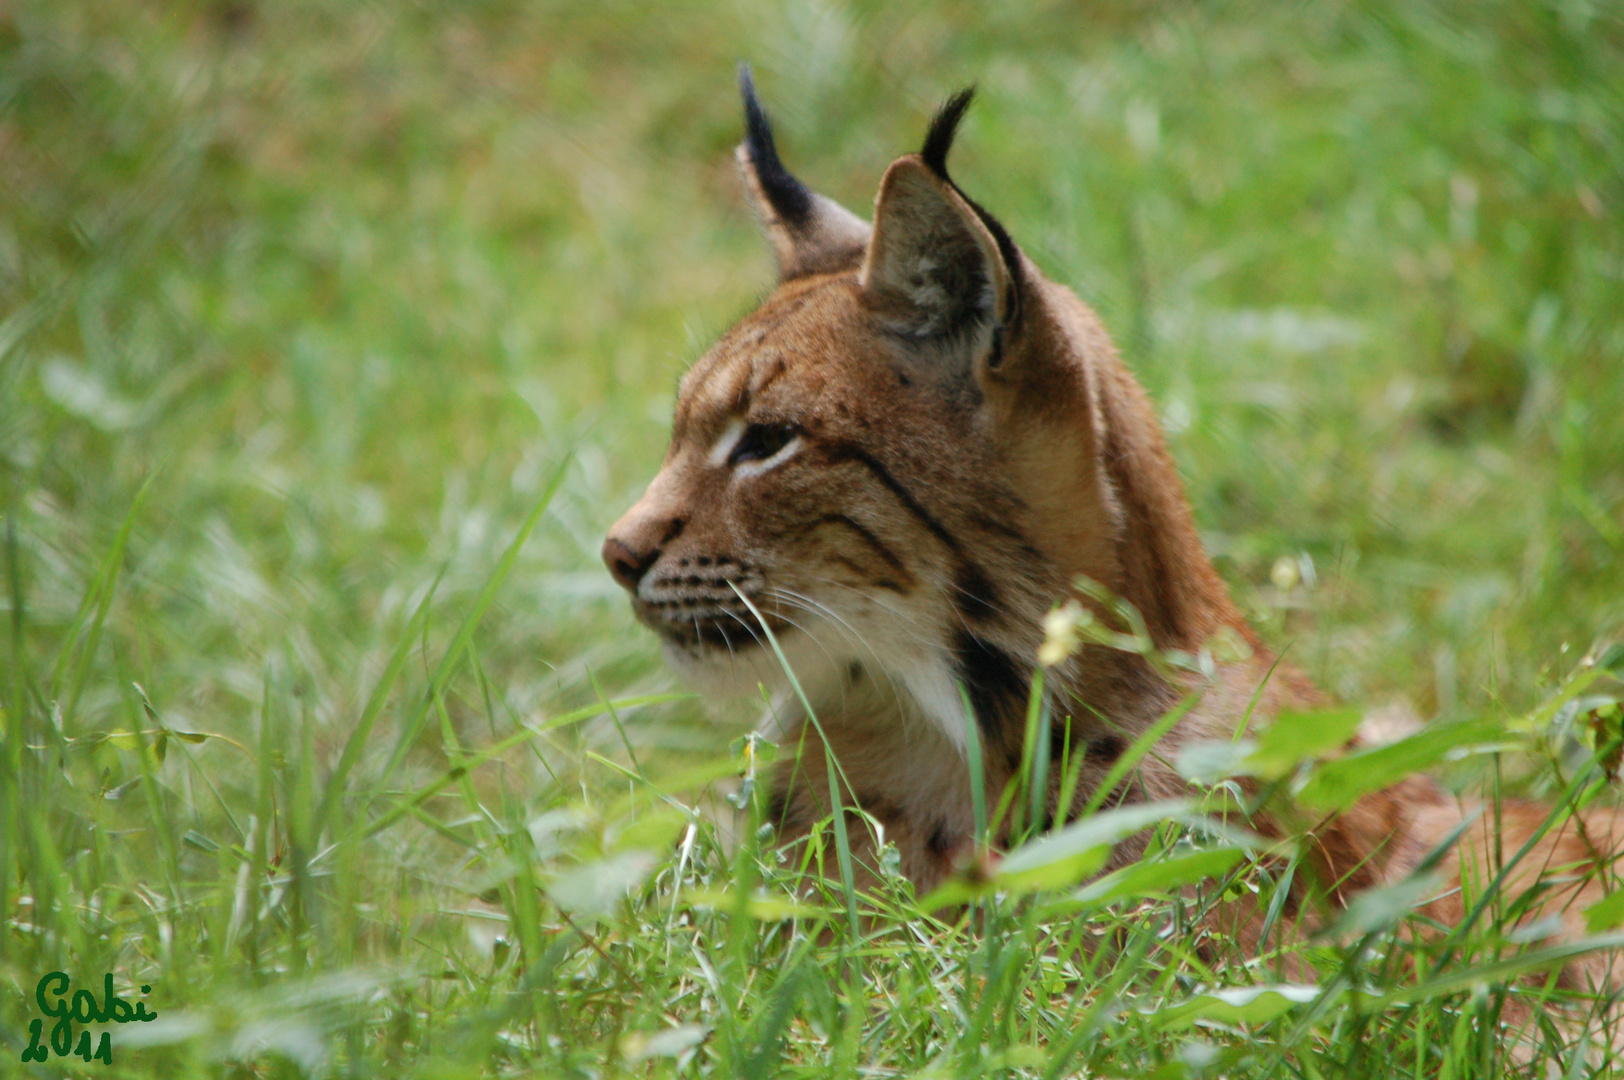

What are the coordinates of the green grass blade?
(354, 693, 687, 842)
(53, 475, 153, 727)
(1082, 691, 1200, 817)
(310, 566, 443, 840)
(369, 454, 570, 805)
(730, 586, 861, 941)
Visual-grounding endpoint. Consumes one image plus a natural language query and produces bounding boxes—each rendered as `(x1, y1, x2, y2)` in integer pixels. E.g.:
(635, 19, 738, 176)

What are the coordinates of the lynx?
(603, 70, 1618, 979)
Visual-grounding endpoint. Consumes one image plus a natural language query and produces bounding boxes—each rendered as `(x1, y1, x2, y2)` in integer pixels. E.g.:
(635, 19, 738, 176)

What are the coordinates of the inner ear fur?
(860, 156, 1012, 341)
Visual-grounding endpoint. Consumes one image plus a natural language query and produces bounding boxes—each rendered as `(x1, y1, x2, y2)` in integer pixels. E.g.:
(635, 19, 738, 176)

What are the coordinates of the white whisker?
(761, 584, 912, 711)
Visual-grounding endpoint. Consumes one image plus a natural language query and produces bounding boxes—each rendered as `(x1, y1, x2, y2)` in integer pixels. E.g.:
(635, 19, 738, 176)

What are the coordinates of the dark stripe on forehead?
(750, 353, 788, 399)
(673, 348, 741, 438)
(673, 299, 807, 435)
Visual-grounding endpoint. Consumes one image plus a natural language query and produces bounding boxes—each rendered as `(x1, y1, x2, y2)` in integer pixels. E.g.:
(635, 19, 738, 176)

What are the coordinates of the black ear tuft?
(738, 64, 814, 230)
(920, 86, 976, 179)
(916, 84, 1024, 327)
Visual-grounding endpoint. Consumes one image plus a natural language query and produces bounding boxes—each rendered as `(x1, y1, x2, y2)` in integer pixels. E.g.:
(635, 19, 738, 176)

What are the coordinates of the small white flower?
(1270, 555, 1300, 592)
(1039, 600, 1092, 667)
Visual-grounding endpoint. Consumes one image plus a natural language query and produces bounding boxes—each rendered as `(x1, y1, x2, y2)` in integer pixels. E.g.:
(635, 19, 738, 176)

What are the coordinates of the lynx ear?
(736, 66, 870, 281)
(860, 89, 1017, 342)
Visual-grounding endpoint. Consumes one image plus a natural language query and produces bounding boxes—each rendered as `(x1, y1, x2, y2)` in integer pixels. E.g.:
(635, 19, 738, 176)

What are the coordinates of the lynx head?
(603, 70, 1238, 756)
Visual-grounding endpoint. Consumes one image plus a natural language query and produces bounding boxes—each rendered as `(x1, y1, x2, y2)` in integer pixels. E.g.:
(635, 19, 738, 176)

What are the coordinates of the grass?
(2, 0, 1624, 1075)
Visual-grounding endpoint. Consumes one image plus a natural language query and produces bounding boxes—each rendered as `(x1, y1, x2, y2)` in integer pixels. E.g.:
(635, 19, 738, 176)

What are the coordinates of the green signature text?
(20, 972, 157, 1066)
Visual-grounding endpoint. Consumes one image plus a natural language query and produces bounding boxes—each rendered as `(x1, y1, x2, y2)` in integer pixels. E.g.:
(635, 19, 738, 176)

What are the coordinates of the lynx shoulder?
(604, 72, 1619, 976)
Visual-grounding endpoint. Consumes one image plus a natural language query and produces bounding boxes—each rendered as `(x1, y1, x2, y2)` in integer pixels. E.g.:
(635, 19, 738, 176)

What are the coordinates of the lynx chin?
(603, 68, 1621, 984)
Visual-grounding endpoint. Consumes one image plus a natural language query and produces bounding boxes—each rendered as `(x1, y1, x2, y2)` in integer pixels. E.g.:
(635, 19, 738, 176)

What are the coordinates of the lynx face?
(605, 268, 1051, 739)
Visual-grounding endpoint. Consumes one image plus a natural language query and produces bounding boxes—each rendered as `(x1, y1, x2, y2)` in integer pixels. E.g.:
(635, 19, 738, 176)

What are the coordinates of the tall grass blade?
(368, 455, 570, 808)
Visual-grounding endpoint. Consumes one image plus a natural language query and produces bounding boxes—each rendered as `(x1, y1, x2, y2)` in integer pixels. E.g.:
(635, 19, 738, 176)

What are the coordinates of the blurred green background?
(4, 2, 1624, 1074)
(5, 0, 1620, 744)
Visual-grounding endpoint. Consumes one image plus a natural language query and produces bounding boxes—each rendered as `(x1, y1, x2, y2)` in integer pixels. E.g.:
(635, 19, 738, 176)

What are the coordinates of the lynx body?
(603, 74, 1617, 979)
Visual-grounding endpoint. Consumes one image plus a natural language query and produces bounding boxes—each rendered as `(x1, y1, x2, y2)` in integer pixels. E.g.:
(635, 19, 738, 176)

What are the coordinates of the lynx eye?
(728, 422, 799, 466)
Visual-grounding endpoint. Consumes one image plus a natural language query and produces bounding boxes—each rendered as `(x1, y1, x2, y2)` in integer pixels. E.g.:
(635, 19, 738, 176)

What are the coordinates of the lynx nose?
(602, 535, 657, 592)
(601, 513, 686, 593)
